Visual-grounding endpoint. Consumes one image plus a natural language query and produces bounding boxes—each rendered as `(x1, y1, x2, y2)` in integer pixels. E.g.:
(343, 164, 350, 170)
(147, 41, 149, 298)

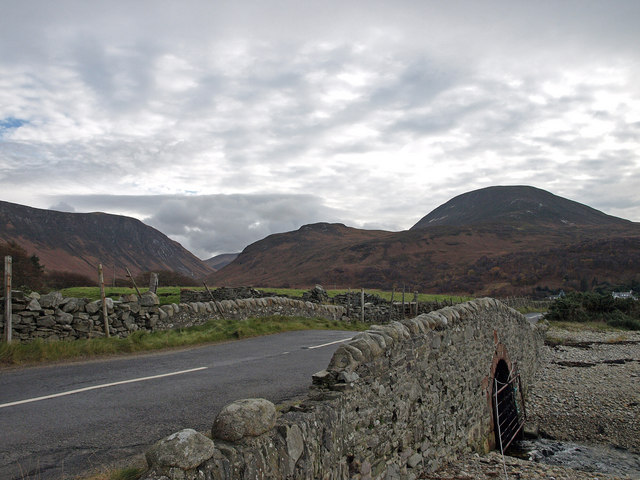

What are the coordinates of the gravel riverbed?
(421, 326, 640, 480)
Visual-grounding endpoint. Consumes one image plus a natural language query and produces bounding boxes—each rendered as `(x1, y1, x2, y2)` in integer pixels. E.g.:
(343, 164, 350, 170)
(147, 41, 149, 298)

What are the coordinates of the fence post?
(401, 284, 406, 319)
(360, 288, 365, 323)
(125, 267, 142, 298)
(149, 272, 158, 294)
(4, 256, 12, 343)
(98, 264, 110, 338)
(413, 291, 418, 316)
(388, 286, 395, 322)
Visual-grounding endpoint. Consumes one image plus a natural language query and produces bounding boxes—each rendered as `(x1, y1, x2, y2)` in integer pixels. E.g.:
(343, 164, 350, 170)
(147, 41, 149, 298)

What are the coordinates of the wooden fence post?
(360, 288, 365, 323)
(98, 264, 110, 338)
(125, 267, 142, 298)
(4, 256, 12, 343)
(346, 288, 351, 317)
(413, 291, 418, 316)
(401, 284, 406, 319)
(388, 286, 395, 322)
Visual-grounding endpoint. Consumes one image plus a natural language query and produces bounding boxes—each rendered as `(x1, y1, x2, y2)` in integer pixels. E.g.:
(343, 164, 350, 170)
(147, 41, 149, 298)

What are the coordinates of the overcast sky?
(1, 1, 639, 259)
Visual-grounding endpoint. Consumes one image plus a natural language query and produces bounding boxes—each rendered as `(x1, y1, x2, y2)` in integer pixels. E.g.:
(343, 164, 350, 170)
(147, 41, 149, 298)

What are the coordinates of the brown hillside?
(209, 187, 640, 295)
(0, 200, 214, 280)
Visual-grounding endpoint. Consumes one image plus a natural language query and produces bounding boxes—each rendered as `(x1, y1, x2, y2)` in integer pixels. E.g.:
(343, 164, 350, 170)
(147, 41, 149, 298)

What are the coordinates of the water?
(509, 438, 640, 477)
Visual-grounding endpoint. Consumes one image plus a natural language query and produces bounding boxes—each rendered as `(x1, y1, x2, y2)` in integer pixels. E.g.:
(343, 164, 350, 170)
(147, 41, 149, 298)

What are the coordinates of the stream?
(508, 438, 640, 477)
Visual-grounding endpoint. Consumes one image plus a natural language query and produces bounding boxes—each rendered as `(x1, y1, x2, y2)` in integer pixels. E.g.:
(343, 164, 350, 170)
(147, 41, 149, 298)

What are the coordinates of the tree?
(0, 241, 45, 291)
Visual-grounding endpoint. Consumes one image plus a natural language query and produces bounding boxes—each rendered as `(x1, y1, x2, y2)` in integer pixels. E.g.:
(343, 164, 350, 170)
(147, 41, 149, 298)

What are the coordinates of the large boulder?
(140, 291, 160, 307)
(145, 428, 216, 470)
(212, 398, 277, 442)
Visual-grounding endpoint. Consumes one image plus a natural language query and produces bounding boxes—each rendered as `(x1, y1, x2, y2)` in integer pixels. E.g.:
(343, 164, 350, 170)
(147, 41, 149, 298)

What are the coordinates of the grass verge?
(0, 316, 368, 368)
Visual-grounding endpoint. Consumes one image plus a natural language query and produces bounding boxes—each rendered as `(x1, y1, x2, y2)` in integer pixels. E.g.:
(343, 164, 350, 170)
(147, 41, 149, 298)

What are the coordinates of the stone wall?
(0, 291, 347, 342)
(143, 298, 545, 480)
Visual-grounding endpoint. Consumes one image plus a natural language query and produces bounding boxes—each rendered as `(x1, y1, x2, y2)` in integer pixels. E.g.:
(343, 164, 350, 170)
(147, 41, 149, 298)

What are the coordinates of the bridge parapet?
(143, 298, 545, 480)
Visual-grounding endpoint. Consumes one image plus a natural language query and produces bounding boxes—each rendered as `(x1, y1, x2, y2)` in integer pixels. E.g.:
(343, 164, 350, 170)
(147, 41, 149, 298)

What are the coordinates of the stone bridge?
(143, 298, 545, 480)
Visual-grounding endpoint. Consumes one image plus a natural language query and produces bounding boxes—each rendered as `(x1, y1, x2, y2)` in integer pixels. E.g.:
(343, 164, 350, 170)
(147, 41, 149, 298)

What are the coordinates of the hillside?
(411, 185, 631, 229)
(0, 201, 214, 279)
(204, 253, 239, 271)
(209, 187, 640, 295)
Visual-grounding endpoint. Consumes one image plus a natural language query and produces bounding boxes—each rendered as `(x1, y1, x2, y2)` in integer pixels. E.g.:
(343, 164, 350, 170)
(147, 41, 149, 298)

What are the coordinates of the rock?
(212, 398, 277, 442)
(302, 285, 329, 304)
(312, 369, 336, 387)
(285, 424, 304, 472)
(62, 298, 85, 313)
(140, 292, 160, 306)
(39, 291, 63, 308)
(86, 300, 101, 314)
(145, 428, 216, 470)
(36, 315, 55, 327)
(26, 298, 41, 311)
(56, 310, 74, 325)
(408, 452, 423, 468)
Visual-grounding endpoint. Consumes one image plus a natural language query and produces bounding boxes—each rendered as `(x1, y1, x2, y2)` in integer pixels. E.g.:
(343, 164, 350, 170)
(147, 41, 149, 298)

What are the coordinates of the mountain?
(204, 253, 239, 271)
(209, 186, 640, 295)
(411, 185, 631, 229)
(0, 200, 214, 280)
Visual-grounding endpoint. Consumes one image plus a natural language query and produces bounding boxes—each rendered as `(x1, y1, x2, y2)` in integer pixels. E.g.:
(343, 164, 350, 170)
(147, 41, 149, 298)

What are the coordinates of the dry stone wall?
(0, 291, 347, 342)
(143, 298, 545, 480)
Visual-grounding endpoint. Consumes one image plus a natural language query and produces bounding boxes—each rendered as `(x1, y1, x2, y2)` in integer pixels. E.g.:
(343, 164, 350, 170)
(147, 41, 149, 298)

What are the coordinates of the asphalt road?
(0, 329, 355, 480)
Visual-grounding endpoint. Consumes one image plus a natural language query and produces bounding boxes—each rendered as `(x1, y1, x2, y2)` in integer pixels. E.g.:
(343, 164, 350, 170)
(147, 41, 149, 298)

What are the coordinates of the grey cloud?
(50, 193, 348, 259)
(2, 0, 640, 242)
(49, 201, 75, 212)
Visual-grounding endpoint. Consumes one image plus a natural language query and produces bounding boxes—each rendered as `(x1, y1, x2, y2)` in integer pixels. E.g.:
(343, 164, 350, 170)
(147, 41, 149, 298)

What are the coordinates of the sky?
(1, 1, 639, 260)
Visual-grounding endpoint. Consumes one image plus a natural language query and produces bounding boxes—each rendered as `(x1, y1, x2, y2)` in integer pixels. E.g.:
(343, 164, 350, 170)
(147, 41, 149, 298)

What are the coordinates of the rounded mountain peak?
(411, 185, 629, 229)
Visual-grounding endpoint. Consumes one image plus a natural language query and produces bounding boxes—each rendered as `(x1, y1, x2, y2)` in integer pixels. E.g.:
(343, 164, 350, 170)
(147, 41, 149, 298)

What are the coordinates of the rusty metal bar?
(494, 371, 526, 457)
(98, 264, 110, 338)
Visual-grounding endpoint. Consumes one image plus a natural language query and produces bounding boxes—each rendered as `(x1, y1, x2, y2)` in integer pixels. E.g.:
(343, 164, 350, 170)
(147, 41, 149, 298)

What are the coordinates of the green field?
(59, 286, 472, 306)
(59, 286, 206, 305)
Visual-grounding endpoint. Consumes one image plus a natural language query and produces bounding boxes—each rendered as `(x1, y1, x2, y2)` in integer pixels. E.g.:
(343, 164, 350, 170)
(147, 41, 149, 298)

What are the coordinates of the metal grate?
(494, 369, 526, 453)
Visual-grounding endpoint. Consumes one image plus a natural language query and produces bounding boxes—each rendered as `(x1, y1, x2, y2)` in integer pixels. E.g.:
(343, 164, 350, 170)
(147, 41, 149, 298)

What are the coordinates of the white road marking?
(0, 366, 208, 409)
(306, 338, 351, 350)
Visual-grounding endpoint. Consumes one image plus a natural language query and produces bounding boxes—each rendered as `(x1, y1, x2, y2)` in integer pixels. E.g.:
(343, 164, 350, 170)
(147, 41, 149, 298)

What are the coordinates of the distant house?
(612, 290, 637, 300)
(548, 290, 565, 300)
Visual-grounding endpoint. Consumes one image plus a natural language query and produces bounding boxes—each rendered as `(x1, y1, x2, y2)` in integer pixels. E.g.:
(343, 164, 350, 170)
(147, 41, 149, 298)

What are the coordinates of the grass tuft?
(0, 316, 368, 367)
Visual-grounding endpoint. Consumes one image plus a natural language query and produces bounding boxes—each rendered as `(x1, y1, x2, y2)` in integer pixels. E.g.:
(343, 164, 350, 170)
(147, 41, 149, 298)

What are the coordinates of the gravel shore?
(422, 326, 640, 480)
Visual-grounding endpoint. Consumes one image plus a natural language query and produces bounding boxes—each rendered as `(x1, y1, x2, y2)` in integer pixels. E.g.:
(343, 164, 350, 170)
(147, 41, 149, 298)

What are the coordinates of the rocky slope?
(209, 187, 640, 295)
(0, 200, 214, 279)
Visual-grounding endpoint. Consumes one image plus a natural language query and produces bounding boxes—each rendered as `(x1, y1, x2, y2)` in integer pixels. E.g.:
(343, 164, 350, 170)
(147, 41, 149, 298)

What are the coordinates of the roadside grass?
(0, 316, 368, 367)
